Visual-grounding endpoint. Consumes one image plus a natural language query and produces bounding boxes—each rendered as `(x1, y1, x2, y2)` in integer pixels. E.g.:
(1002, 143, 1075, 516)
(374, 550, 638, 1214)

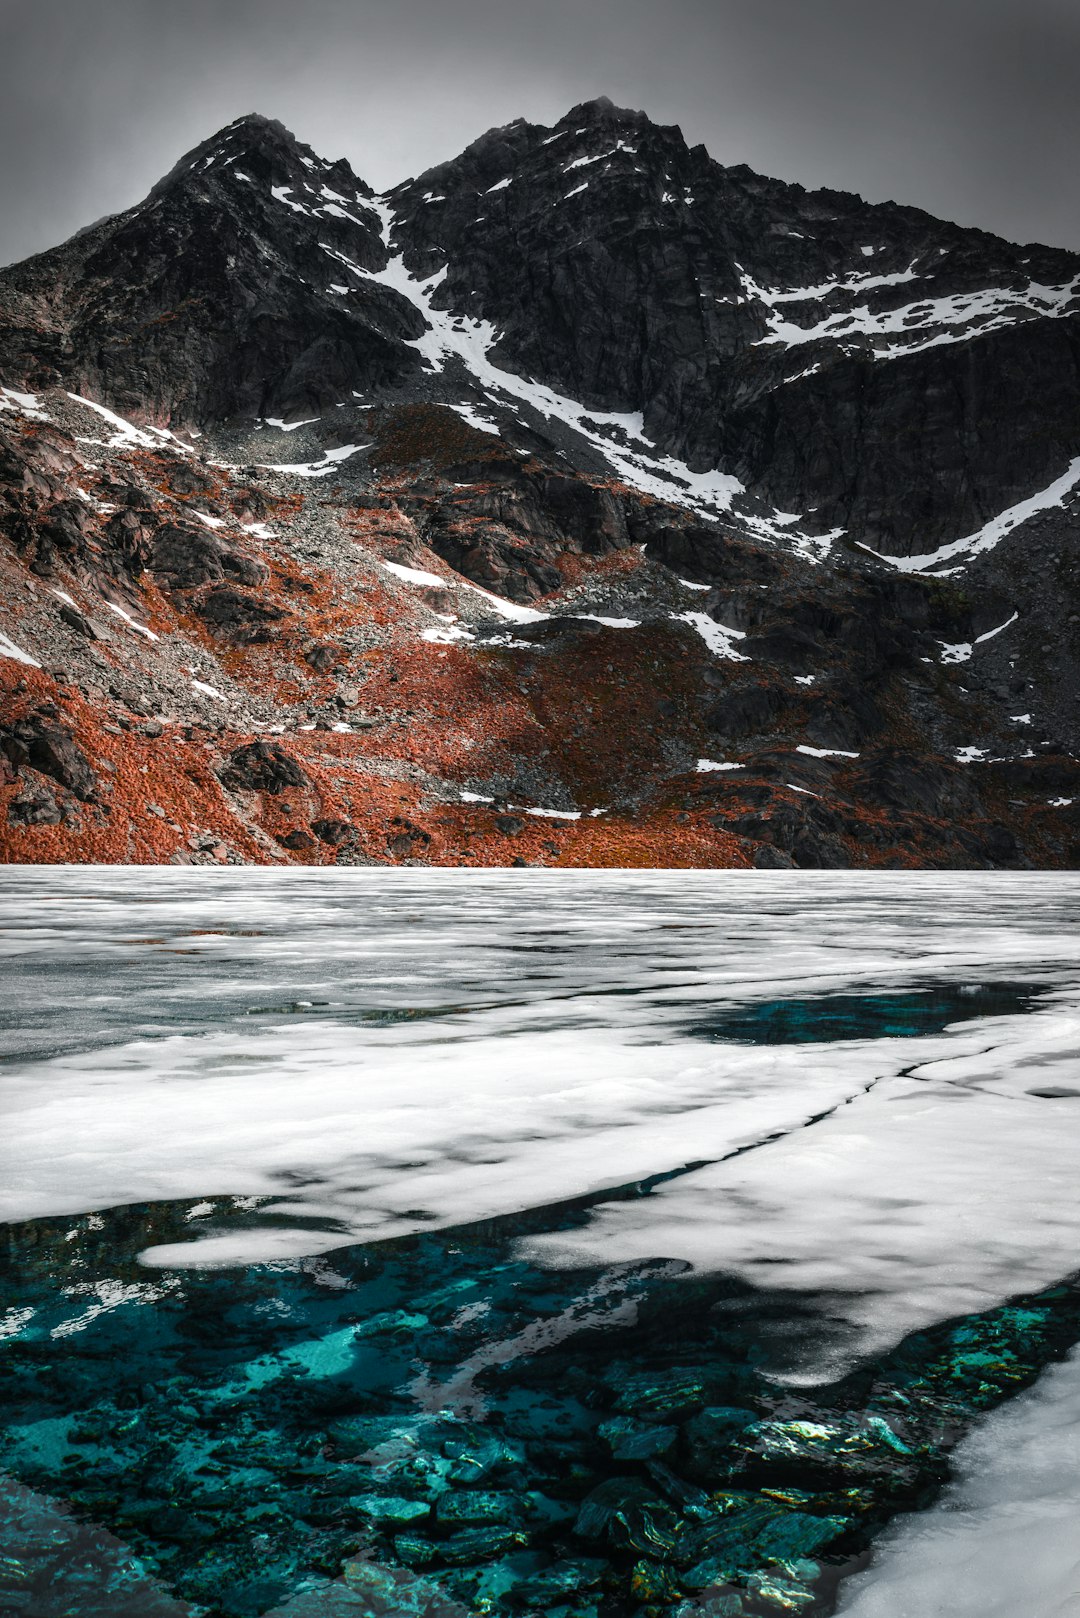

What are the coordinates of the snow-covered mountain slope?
(0, 103, 1078, 869)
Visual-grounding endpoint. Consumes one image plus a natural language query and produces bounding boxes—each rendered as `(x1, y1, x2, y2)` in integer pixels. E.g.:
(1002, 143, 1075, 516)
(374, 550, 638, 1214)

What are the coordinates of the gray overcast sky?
(2, 0, 1079, 266)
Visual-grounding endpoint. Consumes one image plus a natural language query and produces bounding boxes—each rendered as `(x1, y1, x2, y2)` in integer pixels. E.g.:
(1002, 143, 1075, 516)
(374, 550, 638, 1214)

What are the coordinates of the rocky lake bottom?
(1, 869, 1079, 1618)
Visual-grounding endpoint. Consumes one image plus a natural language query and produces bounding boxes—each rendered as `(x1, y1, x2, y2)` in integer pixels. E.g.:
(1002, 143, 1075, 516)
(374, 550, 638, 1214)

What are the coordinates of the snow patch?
(103, 602, 159, 641)
(190, 677, 227, 702)
(382, 560, 448, 588)
(264, 416, 321, 433)
(0, 631, 40, 668)
(262, 444, 366, 478)
(875, 466, 1080, 573)
(447, 402, 500, 435)
(797, 744, 860, 759)
(676, 612, 749, 661)
(0, 386, 48, 421)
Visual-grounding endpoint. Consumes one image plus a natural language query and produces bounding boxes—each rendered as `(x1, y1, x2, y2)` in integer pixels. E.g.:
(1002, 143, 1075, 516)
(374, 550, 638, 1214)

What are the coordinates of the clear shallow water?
(2, 869, 1080, 1618)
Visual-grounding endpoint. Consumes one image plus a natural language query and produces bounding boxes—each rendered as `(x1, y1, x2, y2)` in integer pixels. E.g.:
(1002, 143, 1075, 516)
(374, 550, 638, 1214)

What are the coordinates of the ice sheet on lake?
(838, 1344, 1080, 1618)
(1, 870, 1079, 1388)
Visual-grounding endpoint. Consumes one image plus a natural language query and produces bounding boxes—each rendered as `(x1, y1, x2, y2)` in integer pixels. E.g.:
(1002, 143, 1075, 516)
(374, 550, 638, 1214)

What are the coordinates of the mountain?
(1, 100, 1078, 869)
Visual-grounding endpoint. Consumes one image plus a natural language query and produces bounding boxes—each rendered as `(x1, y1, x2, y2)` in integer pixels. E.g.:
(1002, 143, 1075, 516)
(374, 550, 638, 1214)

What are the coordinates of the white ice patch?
(270, 184, 313, 216)
(485, 177, 512, 193)
(0, 631, 40, 667)
(837, 1346, 1080, 1618)
(461, 585, 547, 624)
(676, 612, 749, 660)
(696, 759, 745, 772)
(940, 610, 1019, 664)
(264, 416, 321, 433)
(955, 746, 989, 763)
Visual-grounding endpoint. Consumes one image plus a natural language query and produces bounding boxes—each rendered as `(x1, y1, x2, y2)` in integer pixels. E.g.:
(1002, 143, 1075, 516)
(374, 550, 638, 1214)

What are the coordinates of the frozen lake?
(2, 869, 1080, 1617)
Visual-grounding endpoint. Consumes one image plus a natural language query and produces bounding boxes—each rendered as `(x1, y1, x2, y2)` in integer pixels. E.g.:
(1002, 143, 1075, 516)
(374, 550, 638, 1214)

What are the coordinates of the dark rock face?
(194, 586, 286, 642)
(220, 742, 307, 795)
(278, 828, 315, 850)
(150, 525, 267, 590)
(8, 783, 62, 826)
(312, 817, 354, 846)
(1, 710, 96, 800)
(730, 797, 852, 869)
(0, 115, 426, 427)
(388, 97, 1080, 555)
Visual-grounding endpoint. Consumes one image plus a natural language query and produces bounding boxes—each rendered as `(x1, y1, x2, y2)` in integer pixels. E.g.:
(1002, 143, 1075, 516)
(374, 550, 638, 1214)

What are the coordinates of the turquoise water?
(689, 983, 1044, 1045)
(3, 871, 1080, 1617)
(6, 1191, 1080, 1618)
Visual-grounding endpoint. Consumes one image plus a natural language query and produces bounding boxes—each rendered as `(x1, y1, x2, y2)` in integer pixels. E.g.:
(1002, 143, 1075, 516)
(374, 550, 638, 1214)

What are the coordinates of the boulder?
(220, 742, 307, 795)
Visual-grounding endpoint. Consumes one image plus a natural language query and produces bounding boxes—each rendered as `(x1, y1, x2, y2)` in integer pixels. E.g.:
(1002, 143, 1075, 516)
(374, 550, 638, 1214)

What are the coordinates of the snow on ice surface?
(869, 462, 1080, 573)
(837, 1345, 1080, 1618)
(0, 631, 40, 667)
(577, 615, 639, 629)
(2, 869, 1080, 1396)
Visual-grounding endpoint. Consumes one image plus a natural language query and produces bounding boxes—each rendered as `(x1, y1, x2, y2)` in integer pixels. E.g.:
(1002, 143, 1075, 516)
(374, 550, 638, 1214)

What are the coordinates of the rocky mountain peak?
(1, 102, 1080, 875)
(0, 108, 431, 427)
(149, 113, 374, 209)
(560, 94, 654, 129)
